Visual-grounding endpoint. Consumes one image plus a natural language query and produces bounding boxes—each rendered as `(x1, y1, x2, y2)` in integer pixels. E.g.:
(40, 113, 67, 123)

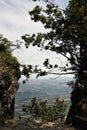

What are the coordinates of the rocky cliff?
(0, 52, 20, 119)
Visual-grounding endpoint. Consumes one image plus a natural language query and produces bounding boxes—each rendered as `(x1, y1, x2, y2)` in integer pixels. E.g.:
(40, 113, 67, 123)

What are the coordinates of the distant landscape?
(15, 76, 74, 116)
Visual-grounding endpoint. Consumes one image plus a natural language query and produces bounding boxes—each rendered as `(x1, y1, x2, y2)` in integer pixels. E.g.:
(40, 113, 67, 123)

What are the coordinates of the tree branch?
(46, 72, 76, 75)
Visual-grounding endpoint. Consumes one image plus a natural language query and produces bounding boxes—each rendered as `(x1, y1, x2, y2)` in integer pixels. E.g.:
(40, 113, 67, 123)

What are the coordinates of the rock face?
(0, 55, 20, 119)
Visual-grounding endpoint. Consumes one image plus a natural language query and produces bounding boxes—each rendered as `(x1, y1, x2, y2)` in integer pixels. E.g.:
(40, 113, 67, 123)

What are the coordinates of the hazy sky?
(0, 0, 69, 70)
(0, 0, 68, 40)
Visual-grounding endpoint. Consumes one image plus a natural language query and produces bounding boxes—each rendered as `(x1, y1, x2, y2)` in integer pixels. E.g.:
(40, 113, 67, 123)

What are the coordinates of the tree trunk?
(66, 43, 87, 124)
(9, 97, 15, 118)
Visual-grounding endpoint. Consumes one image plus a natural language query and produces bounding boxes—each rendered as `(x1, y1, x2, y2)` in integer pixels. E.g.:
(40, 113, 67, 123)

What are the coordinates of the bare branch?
(46, 72, 76, 75)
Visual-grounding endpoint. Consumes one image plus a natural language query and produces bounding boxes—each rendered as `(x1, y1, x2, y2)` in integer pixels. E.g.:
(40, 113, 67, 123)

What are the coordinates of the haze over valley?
(15, 76, 73, 116)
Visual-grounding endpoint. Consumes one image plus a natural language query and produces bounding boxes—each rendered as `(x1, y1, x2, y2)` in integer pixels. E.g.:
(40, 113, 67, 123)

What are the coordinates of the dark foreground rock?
(0, 118, 83, 130)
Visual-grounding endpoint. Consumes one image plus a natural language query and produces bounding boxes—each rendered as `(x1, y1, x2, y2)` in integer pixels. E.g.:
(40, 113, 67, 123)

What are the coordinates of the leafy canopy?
(21, 0, 87, 78)
(0, 34, 21, 79)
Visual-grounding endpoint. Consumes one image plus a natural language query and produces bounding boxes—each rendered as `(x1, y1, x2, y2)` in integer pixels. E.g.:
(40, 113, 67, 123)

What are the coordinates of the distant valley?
(15, 76, 73, 116)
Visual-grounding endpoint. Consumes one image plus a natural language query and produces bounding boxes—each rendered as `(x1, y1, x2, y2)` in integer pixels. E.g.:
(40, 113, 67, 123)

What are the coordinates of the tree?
(22, 97, 66, 122)
(0, 34, 21, 119)
(21, 0, 87, 124)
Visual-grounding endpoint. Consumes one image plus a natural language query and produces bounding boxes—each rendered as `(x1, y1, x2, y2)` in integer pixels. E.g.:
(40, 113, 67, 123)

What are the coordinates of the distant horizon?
(19, 74, 74, 82)
(17, 75, 73, 98)
(15, 75, 71, 116)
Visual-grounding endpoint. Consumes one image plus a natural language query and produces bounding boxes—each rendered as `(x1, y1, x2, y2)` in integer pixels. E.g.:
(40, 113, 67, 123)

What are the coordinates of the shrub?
(22, 97, 66, 122)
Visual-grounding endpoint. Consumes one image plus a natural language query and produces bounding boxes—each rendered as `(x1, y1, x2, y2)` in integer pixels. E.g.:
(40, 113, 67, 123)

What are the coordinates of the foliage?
(21, 0, 87, 78)
(22, 97, 66, 122)
(0, 34, 12, 52)
(0, 34, 21, 79)
(21, 0, 87, 124)
(0, 35, 21, 120)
